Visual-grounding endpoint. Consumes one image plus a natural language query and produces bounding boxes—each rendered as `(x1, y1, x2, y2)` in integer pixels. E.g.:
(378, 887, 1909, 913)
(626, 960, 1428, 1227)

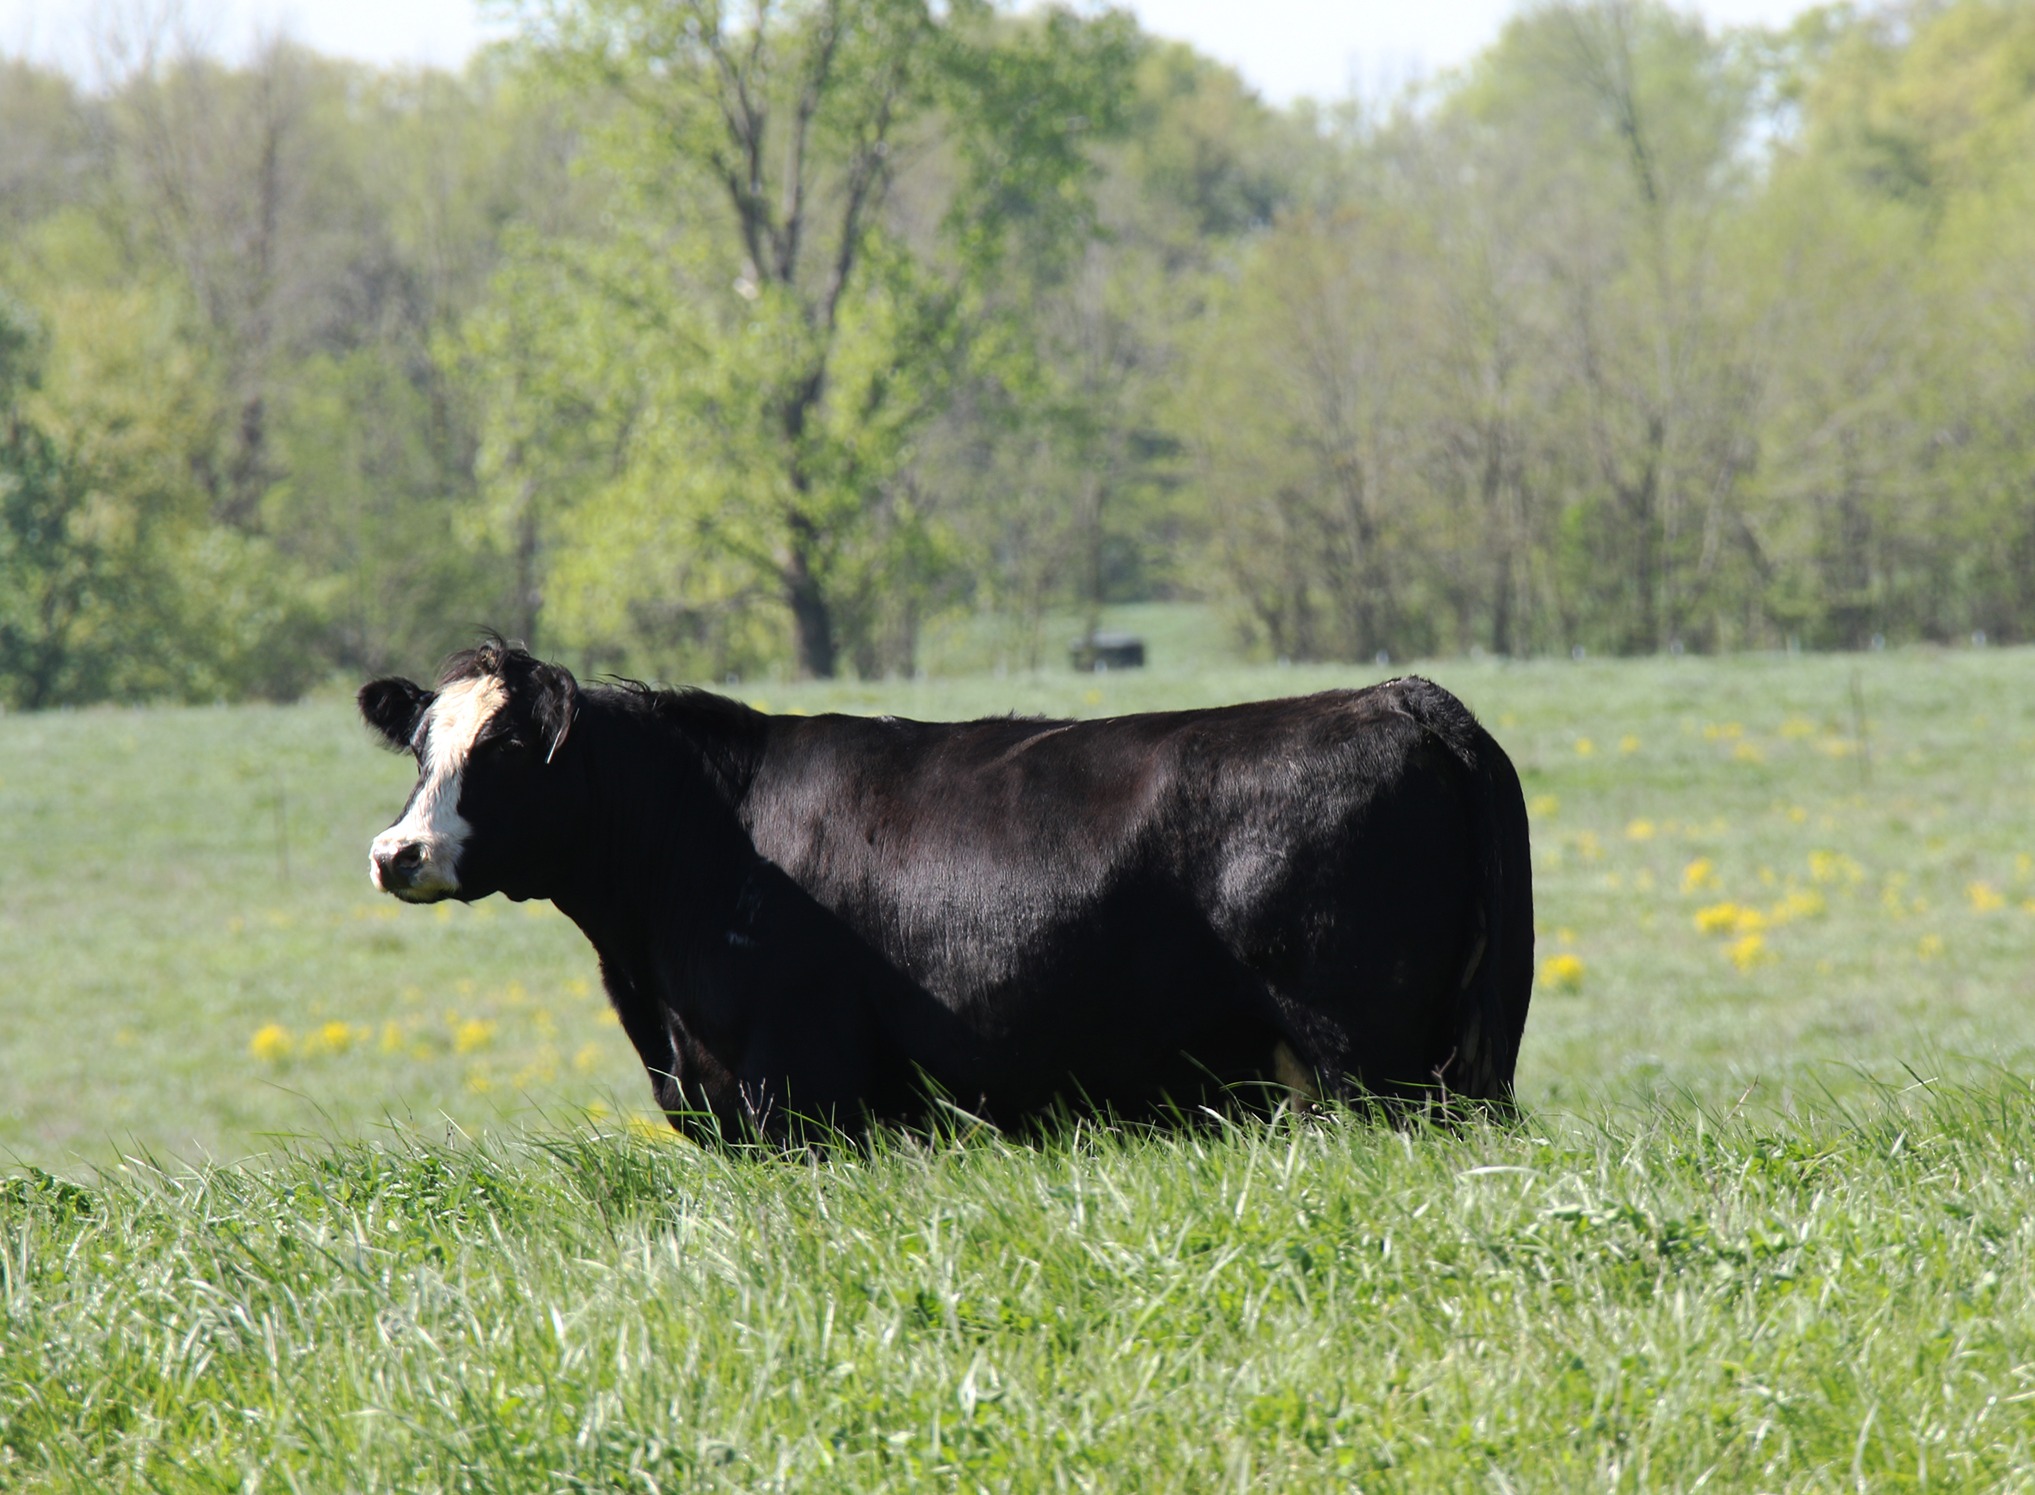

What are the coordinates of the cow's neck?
(547, 693, 764, 987)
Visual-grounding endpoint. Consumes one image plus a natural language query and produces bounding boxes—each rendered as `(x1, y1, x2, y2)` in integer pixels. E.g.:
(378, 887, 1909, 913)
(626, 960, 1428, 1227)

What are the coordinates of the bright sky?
(2, 0, 1824, 103)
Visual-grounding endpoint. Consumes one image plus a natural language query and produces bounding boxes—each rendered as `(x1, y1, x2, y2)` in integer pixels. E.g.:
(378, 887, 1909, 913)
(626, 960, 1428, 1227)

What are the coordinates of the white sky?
(2, 0, 1825, 104)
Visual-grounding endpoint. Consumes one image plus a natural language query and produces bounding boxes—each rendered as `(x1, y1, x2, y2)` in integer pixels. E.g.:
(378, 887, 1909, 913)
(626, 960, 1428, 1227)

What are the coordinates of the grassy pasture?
(4, 635, 2035, 1488)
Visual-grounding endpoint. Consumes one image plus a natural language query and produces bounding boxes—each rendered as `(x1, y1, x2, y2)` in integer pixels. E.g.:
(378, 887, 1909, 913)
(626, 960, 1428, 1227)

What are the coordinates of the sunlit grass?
(5, 1081, 2033, 1489)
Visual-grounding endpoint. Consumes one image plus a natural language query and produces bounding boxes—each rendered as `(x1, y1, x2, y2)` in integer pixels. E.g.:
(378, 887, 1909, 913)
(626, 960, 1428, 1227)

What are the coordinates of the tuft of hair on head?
(529, 659, 579, 764)
(437, 630, 526, 689)
(433, 632, 579, 765)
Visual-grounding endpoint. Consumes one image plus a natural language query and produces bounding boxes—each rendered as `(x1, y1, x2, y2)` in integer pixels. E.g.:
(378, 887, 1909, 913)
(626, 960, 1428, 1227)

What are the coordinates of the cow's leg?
(722, 983, 877, 1145)
(1265, 910, 1473, 1116)
(593, 958, 742, 1143)
(1270, 1040, 1322, 1103)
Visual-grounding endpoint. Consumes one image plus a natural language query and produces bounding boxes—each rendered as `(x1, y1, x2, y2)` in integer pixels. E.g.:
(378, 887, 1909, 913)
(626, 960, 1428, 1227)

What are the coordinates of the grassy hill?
(3, 639, 2034, 1488)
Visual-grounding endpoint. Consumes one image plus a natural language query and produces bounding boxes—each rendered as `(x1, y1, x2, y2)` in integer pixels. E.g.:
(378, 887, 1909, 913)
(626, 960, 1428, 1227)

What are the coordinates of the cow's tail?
(1384, 677, 1535, 1111)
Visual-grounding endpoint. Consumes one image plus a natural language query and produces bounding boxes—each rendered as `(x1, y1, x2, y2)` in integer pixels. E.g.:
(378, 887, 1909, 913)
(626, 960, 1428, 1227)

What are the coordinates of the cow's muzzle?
(370, 837, 457, 902)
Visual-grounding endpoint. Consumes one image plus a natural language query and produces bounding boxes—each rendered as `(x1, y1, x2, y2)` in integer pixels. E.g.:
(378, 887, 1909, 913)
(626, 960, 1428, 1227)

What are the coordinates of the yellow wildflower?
(304, 1020, 360, 1056)
(1695, 903, 1741, 935)
(1698, 903, 1767, 936)
(1968, 882, 2007, 914)
(1528, 794, 1559, 820)
(249, 1023, 293, 1062)
(1917, 934, 1945, 959)
(1702, 722, 1744, 741)
(1626, 818, 1656, 841)
(1539, 953, 1586, 992)
(1779, 716, 1816, 739)
(1682, 857, 1720, 893)
(1618, 734, 1641, 755)
(1727, 933, 1770, 971)
(1769, 888, 1826, 924)
(453, 1017, 498, 1054)
(1732, 740, 1765, 765)
(1574, 737, 1596, 757)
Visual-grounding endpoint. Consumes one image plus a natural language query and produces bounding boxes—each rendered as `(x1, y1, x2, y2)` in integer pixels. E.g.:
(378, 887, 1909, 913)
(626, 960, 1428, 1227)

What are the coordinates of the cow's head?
(360, 641, 580, 903)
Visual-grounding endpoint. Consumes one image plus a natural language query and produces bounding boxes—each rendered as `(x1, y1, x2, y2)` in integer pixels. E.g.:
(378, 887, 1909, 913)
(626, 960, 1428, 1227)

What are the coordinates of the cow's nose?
(375, 841, 426, 885)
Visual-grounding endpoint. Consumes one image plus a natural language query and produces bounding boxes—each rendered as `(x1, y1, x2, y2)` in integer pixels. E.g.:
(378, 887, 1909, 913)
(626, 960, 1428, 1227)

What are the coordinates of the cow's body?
(361, 642, 1534, 1140)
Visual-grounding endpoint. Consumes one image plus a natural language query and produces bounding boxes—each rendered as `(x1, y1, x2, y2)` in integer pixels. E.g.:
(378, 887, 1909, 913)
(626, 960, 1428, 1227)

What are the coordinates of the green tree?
(0, 269, 319, 706)
(491, 0, 1135, 678)
(1452, 0, 1761, 654)
(915, 43, 1313, 670)
(1177, 196, 1448, 663)
(0, 297, 96, 708)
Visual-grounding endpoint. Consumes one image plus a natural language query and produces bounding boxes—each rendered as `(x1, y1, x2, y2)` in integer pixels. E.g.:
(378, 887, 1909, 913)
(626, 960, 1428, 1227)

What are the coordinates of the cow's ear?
(359, 677, 431, 752)
(530, 662, 579, 765)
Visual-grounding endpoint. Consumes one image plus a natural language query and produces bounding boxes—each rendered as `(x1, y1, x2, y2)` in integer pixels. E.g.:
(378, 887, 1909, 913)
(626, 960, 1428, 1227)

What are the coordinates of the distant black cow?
(360, 640, 1533, 1141)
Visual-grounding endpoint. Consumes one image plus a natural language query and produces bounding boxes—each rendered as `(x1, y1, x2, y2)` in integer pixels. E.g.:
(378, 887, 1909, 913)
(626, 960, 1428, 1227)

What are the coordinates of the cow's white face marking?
(369, 674, 507, 901)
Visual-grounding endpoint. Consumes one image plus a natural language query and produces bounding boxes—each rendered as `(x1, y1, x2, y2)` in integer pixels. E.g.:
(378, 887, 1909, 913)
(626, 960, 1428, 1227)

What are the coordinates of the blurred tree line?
(2, 0, 2032, 704)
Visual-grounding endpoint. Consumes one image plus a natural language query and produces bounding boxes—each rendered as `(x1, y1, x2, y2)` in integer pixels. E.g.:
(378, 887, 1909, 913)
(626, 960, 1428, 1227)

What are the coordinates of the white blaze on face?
(369, 674, 507, 899)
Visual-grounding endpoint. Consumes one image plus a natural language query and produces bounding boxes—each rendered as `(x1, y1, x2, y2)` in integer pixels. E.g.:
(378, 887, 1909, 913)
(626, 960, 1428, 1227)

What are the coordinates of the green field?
(4, 639, 2035, 1488)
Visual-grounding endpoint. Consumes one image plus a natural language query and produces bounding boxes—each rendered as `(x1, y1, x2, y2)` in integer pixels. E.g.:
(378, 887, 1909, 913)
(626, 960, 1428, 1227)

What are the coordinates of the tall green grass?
(6, 1083, 2032, 1490)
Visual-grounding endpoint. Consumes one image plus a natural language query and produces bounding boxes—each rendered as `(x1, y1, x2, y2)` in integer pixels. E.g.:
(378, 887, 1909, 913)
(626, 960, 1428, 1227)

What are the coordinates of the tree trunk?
(513, 487, 542, 652)
(784, 548, 838, 679)
(1481, 426, 1515, 656)
(1615, 413, 1665, 655)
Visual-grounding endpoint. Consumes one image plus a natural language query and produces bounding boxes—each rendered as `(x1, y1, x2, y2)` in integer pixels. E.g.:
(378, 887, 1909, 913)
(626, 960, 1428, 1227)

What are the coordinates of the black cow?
(360, 640, 1533, 1140)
